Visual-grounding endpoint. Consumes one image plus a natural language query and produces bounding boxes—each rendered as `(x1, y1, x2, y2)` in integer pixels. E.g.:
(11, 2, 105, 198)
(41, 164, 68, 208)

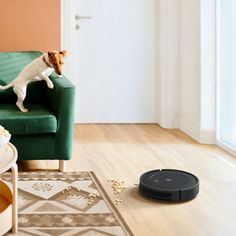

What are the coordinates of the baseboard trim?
(200, 130, 216, 144)
(179, 117, 200, 142)
(217, 140, 236, 156)
(179, 117, 215, 144)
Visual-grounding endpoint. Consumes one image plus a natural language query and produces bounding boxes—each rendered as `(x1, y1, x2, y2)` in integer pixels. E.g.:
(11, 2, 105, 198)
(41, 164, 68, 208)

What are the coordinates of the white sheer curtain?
(217, 0, 236, 152)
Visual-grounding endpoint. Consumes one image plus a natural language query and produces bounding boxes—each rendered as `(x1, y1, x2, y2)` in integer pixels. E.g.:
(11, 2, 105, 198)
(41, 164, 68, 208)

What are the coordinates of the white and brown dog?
(0, 50, 66, 112)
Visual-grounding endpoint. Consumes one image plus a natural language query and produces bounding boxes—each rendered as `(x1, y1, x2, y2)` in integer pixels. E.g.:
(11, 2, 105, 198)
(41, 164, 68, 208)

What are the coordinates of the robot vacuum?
(139, 169, 199, 201)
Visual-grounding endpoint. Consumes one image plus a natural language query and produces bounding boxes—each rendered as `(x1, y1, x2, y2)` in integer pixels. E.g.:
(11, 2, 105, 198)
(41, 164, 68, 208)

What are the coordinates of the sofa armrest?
(47, 73, 75, 160)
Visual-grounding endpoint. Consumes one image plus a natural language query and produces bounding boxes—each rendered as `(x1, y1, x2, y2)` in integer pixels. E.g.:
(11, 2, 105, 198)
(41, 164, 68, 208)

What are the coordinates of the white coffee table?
(0, 142, 18, 234)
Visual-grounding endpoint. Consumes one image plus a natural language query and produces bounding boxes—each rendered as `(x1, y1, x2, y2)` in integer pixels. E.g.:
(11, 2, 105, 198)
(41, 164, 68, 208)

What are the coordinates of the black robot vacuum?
(139, 169, 199, 201)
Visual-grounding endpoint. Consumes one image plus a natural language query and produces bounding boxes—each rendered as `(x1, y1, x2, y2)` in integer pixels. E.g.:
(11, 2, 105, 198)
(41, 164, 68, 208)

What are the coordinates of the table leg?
(11, 163, 18, 233)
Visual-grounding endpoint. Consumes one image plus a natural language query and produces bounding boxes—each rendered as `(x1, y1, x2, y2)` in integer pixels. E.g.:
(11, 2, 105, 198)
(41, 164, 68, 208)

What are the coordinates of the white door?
(63, 0, 157, 123)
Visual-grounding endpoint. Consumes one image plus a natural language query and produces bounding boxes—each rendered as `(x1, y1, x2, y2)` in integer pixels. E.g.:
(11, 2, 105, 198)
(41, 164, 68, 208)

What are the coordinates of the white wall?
(157, 0, 216, 144)
(178, 0, 216, 143)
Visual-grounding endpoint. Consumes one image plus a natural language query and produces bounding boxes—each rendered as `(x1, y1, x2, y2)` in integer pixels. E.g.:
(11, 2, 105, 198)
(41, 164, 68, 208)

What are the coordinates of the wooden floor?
(22, 124, 236, 236)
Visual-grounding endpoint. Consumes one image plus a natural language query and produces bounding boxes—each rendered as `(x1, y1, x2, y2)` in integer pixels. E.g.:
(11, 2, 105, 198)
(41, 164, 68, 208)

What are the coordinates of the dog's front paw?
(48, 82, 54, 89)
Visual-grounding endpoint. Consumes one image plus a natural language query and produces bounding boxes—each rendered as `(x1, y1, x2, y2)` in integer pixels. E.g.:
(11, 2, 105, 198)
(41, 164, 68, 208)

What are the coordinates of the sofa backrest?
(0, 51, 47, 104)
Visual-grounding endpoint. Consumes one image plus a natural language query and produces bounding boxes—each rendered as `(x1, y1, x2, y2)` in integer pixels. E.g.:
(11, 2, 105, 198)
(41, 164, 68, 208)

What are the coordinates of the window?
(217, 0, 236, 153)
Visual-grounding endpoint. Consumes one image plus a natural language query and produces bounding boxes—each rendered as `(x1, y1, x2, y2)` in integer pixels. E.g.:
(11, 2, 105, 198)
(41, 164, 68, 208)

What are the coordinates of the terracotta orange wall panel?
(0, 0, 60, 52)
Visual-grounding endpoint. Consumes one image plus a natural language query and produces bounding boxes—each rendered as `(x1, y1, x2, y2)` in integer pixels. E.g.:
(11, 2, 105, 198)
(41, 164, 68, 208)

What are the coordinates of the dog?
(0, 50, 67, 112)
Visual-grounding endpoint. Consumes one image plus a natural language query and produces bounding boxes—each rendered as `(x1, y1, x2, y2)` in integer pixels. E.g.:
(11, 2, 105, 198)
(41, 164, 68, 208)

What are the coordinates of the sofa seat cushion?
(0, 104, 57, 135)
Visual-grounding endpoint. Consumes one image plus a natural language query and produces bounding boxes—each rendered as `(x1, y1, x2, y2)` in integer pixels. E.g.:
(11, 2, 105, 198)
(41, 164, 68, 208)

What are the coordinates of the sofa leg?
(59, 160, 67, 172)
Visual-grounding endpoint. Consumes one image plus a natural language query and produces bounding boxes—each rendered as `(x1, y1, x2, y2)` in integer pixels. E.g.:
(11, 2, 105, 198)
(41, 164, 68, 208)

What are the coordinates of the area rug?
(1, 171, 133, 236)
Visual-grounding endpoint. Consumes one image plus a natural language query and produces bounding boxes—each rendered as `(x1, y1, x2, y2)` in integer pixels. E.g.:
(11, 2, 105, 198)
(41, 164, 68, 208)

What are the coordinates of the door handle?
(75, 15, 92, 20)
(75, 15, 92, 30)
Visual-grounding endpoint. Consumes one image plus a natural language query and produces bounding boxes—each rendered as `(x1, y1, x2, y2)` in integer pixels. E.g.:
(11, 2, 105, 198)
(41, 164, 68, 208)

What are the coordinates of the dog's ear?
(48, 51, 55, 58)
(60, 50, 67, 57)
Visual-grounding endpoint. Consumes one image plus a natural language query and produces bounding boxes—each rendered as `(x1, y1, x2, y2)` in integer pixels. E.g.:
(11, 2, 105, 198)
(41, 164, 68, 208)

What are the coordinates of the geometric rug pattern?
(1, 171, 133, 236)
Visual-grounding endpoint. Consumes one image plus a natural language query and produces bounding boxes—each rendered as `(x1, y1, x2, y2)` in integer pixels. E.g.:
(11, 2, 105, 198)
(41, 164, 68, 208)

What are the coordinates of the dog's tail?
(0, 82, 14, 90)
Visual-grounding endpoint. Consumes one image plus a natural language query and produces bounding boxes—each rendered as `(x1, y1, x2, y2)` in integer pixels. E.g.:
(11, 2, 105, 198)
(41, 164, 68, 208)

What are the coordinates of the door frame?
(61, 0, 74, 81)
(156, 0, 179, 129)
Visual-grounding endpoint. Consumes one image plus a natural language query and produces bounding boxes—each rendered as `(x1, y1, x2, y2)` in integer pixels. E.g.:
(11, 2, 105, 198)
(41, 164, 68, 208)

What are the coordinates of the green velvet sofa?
(0, 51, 75, 171)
